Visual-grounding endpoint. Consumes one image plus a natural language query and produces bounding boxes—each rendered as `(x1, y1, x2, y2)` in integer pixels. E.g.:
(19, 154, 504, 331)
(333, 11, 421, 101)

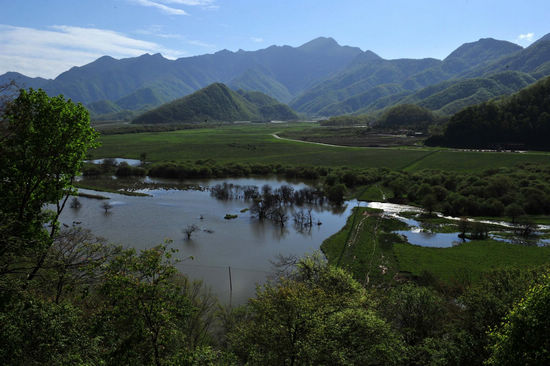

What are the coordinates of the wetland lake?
(62, 176, 548, 303)
(62, 177, 359, 304)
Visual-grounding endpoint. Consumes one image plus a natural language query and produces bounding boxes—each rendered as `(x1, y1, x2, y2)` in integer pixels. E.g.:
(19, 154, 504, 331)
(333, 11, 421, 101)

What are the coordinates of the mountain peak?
(299, 37, 340, 50)
(444, 38, 522, 68)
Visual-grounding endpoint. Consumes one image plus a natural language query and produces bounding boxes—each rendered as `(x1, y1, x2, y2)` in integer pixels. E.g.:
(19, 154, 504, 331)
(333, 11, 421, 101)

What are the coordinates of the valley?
(3, 4, 550, 363)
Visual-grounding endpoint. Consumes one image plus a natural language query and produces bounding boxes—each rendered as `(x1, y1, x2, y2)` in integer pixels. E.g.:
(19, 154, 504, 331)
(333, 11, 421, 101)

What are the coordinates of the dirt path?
(271, 133, 357, 148)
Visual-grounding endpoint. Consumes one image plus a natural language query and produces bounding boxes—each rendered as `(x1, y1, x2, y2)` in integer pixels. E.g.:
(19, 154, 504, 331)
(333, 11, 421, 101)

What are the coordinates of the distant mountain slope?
(463, 34, 550, 78)
(0, 72, 50, 90)
(132, 83, 298, 124)
(442, 38, 522, 74)
(290, 38, 525, 116)
(4, 35, 550, 119)
(427, 75, 550, 149)
(26, 37, 361, 108)
(228, 68, 293, 103)
(401, 71, 536, 115)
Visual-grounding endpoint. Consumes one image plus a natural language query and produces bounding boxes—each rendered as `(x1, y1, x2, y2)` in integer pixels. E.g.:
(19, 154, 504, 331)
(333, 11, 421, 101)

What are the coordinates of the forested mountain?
(426, 75, 550, 149)
(3, 34, 550, 119)
(290, 38, 531, 116)
(132, 83, 298, 124)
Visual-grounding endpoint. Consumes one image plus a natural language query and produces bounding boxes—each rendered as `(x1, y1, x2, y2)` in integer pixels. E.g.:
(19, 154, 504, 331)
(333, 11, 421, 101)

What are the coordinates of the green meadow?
(321, 207, 550, 287)
(92, 123, 550, 172)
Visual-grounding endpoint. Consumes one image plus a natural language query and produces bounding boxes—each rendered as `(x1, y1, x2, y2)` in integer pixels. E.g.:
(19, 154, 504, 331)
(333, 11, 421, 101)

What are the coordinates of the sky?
(1, 0, 550, 79)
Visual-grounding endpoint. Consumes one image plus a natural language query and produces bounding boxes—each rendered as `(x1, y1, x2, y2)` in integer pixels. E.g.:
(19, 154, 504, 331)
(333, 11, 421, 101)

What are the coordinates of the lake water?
(61, 177, 360, 305)
(60, 175, 548, 303)
(86, 158, 143, 166)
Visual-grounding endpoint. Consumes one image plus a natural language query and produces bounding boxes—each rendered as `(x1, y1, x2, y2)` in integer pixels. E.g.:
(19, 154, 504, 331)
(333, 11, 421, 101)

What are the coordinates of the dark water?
(61, 177, 358, 304)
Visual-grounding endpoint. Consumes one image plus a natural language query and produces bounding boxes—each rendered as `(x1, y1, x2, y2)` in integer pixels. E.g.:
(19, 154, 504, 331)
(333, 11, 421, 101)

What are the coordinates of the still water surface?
(61, 177, 358, 304)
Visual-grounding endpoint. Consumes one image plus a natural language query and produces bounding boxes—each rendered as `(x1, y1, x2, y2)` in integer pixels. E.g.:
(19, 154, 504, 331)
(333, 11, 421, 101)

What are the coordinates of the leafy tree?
(0, 88, 98, 279)
(0, 292, 101, 366)
(229, 255, 404, 365)
(457, 267, 545, 365)
(95, 245, 195, 366)
(326, 183, 346, 204)
(487, 272, 550, 366)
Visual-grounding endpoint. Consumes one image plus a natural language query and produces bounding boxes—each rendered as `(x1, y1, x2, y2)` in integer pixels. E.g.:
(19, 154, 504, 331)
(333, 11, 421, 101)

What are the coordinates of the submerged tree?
(183, 224, 200, 239)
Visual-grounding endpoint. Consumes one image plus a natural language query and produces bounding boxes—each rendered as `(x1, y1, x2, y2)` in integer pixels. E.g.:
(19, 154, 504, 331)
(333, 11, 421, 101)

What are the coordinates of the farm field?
(92, 123, 550, 172)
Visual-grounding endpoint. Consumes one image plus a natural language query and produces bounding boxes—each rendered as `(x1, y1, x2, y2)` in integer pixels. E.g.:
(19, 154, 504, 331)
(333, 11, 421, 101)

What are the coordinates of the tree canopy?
(0, 88, 98, 276)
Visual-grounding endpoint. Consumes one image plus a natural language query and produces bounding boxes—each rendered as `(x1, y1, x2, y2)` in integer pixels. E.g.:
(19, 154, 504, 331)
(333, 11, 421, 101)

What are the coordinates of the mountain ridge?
(3, 35, 550, 119)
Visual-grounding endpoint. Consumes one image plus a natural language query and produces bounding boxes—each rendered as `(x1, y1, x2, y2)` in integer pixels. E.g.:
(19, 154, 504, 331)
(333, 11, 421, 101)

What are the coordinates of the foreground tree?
(486, 272, 550, 366)
(228, 255, 405, 365)
(0, 88, 98, 279)
(95, 245, 196, 366)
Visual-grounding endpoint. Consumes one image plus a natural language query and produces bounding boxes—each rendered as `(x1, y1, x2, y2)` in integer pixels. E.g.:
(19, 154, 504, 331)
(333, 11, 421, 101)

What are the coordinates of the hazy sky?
(1, 0, 549, 78)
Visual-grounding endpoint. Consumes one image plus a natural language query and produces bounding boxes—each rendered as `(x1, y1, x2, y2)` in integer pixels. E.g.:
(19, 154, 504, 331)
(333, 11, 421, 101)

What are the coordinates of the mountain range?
(2, 34, 550, 119)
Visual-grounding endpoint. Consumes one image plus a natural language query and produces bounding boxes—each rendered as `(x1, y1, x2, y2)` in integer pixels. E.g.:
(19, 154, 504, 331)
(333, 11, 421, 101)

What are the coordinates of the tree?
(421, 194, 438, 216)
(486, 272, 550, 366)
(0, 88, 98, 279)
(183, 224, 199, 239)
(326, 183, 346, 205)
(101, 201, 113, 214)
(456, 267, 544, 365)
(504, 203, 524, 223)
(228, 255, 405, 365)
(95, 245, 195, 366)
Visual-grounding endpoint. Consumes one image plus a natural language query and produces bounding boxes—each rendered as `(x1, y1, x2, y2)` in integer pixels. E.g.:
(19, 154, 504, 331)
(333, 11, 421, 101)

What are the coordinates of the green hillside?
(426, 75, 550, 149)
(404, 71, 536, 115)
(132, 83, 298, 124)
(229, 68, 293, 103)
(290, 38, 524, 116)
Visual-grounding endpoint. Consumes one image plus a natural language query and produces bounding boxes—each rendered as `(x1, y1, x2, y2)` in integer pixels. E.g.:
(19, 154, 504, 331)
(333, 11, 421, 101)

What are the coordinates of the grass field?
(321, 207, 550, 286)
(92, 123, 550, 172)
(394, 240, 550, 284)
(321, 207, 408, 285)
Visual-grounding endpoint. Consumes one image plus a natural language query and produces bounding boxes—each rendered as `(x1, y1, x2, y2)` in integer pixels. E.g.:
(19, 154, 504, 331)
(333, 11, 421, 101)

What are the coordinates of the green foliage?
(457, 267, 546, 365)
(228, 255, 405, 365)
(0, 88, 98, 275)
(0, 292, 100, 366)
(133, 83, 298, 124)
(320, 114, 372, 126)
(487, 272, 550, 366)
(95, 245, 196, 365)
(428, 75, 550, 149)
(377, 104, 440, 129)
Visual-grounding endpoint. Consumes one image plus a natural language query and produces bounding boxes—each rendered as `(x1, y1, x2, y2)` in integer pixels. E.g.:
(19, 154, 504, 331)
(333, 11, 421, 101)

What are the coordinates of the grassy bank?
(394, 240, 550, 284)
(322, 207, 550, 287)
